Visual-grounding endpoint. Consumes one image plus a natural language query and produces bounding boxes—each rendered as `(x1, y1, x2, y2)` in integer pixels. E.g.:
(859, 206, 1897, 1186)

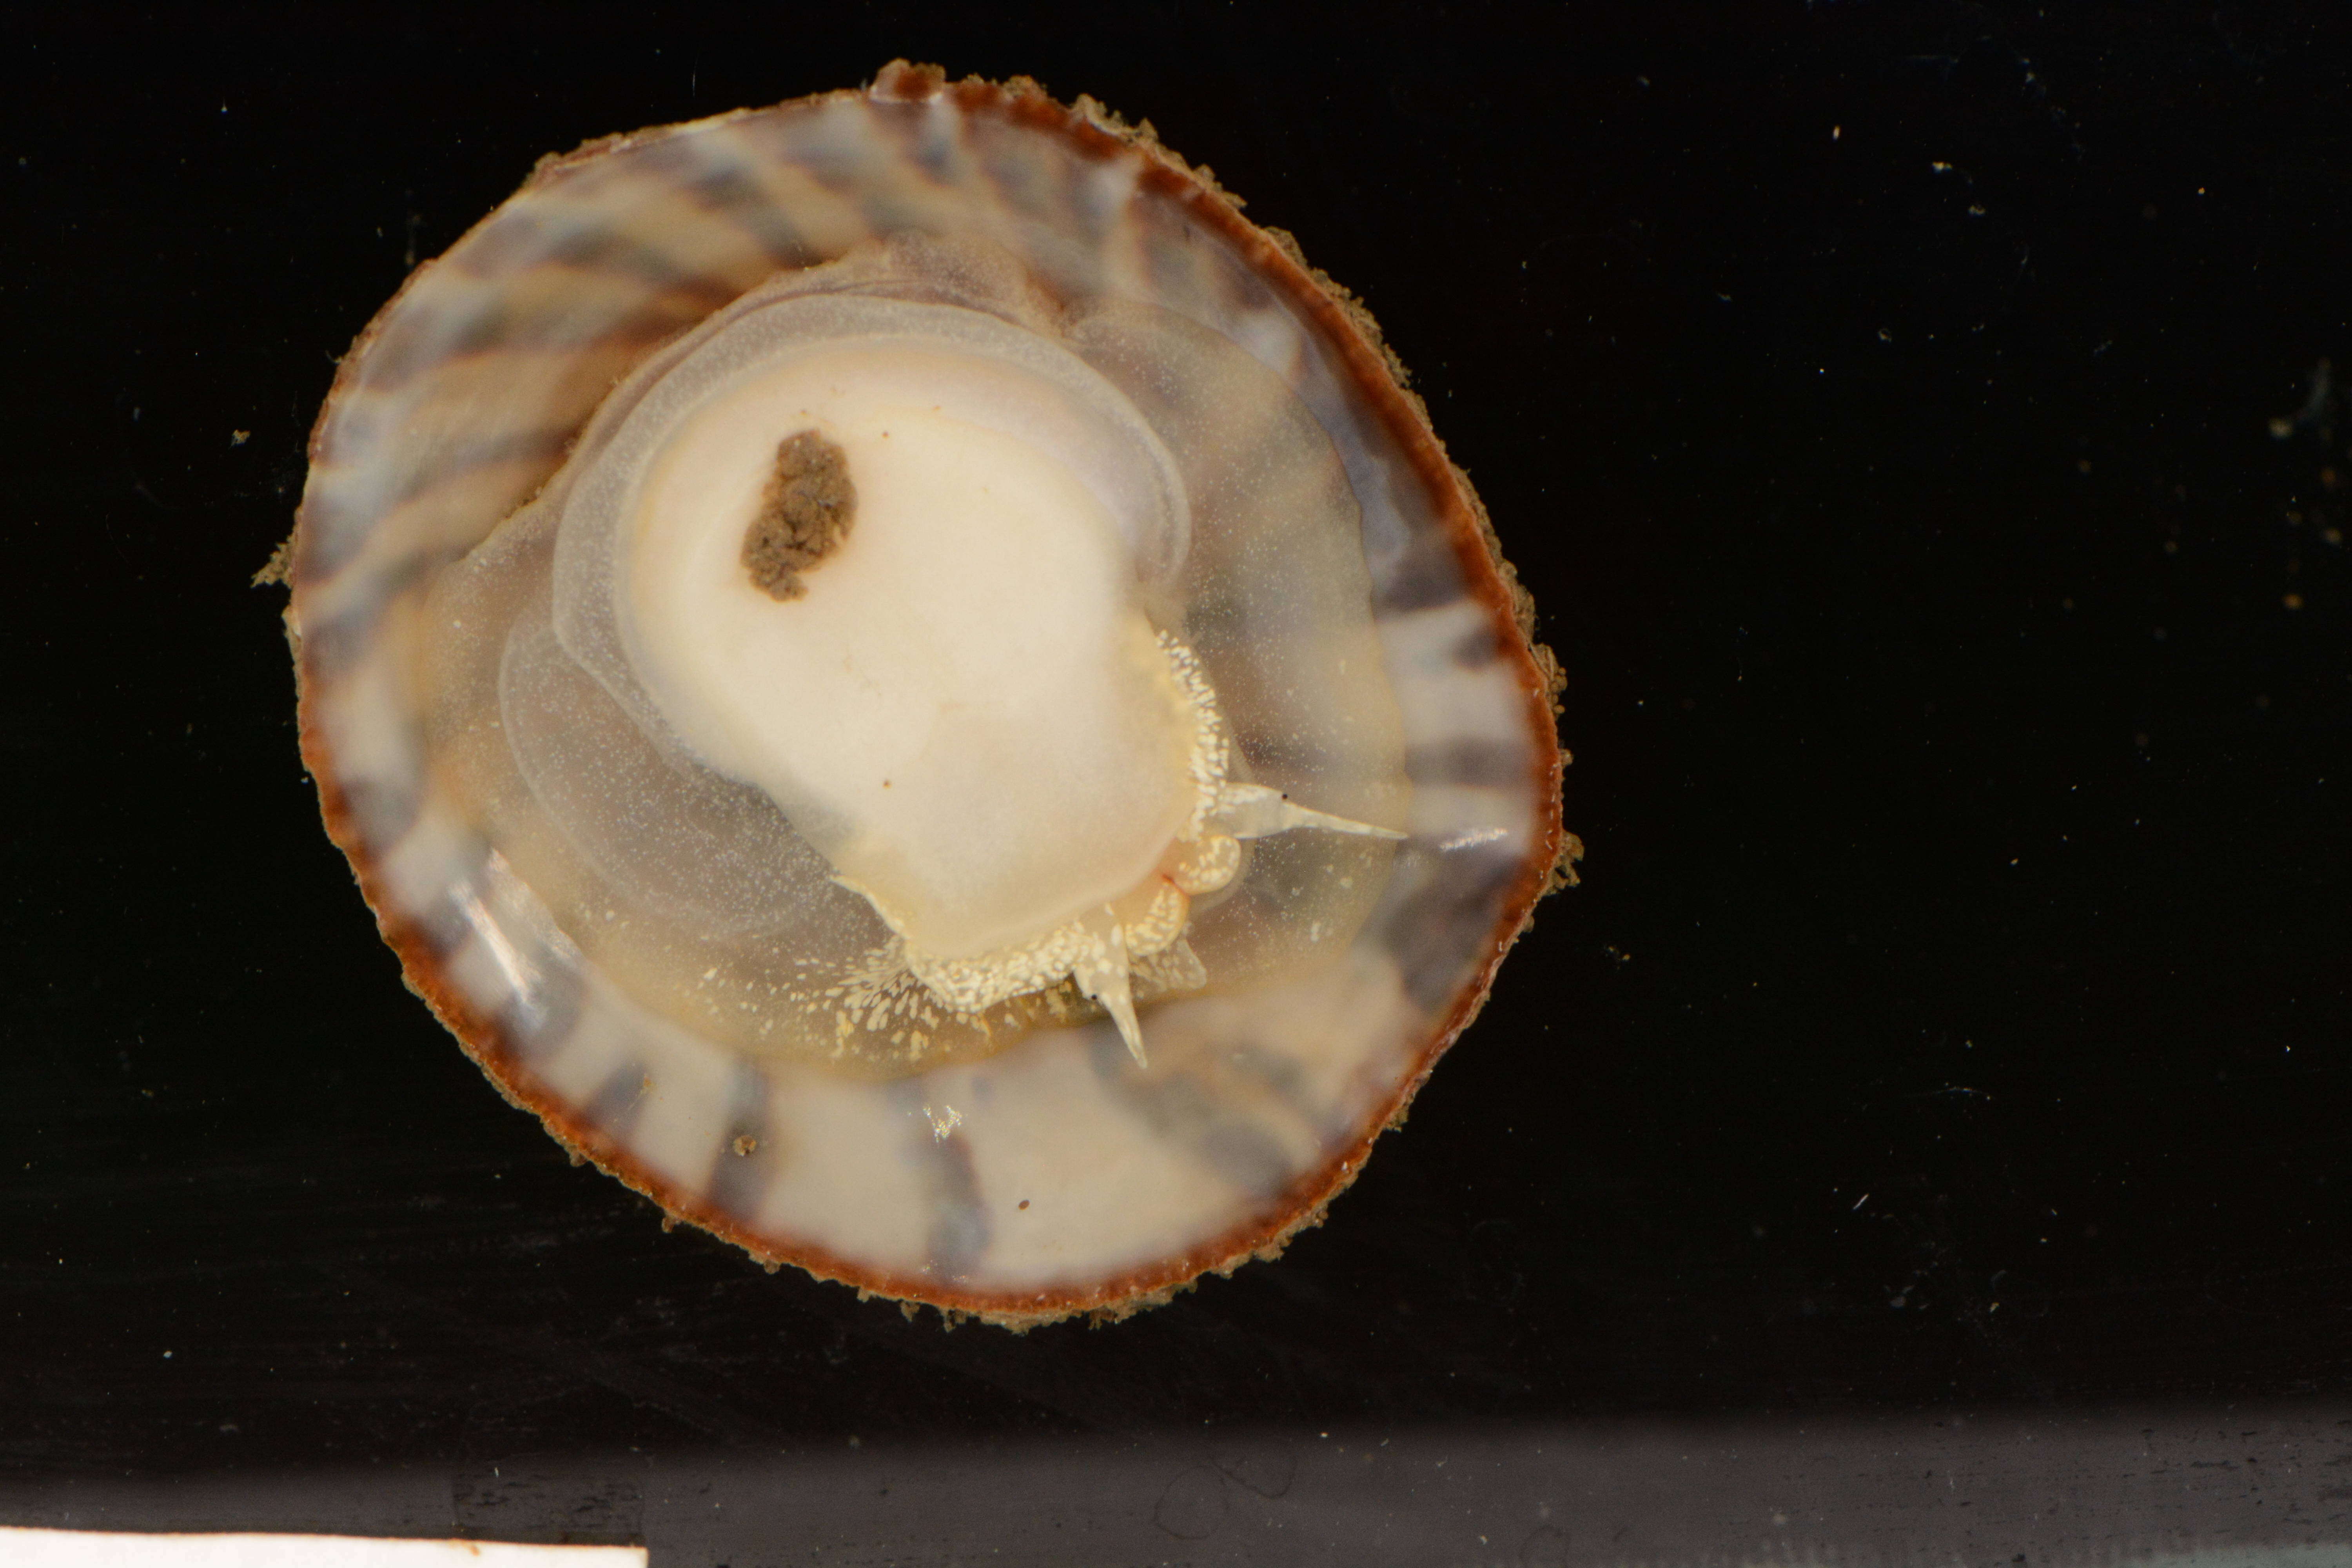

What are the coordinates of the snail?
(281, 62, 1571, 1326)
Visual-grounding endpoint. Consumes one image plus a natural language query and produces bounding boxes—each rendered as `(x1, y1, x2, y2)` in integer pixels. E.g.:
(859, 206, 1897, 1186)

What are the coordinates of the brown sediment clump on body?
(742, 429, 856, 600)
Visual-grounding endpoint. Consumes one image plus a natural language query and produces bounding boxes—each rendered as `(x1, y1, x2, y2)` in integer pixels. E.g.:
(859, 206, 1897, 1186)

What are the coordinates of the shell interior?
(290, 65, 1564, 1323)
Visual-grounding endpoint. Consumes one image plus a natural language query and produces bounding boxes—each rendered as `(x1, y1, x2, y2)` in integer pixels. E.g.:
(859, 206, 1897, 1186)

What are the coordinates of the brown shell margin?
(285, 61, 1571, 1331)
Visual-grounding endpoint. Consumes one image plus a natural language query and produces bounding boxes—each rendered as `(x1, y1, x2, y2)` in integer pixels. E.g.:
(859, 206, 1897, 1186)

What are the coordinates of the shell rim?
(287, 60, 1570, 1329)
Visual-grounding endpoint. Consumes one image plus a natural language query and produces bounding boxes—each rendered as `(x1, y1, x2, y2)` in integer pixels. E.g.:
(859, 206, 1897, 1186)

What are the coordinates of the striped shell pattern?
(288, 62, 1566, 1325)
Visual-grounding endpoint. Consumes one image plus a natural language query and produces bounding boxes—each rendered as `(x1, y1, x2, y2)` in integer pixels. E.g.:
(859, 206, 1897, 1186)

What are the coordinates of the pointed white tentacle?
(1212, 782, 1405, 842)
(1071, 909, 1147, 1067)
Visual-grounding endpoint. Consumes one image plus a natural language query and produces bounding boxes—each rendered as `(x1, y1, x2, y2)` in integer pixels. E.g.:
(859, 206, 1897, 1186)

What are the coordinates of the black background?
(4, 0, 2348, 1501)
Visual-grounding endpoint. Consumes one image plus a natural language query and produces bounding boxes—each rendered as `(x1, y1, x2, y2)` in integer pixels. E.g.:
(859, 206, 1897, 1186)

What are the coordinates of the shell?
(286, 63, 1568, 1326)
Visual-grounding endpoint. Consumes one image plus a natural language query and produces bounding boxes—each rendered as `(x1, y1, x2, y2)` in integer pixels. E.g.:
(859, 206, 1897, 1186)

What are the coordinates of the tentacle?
(1071, 908, 1147, 1067)
(1212, 782, 1405, 842)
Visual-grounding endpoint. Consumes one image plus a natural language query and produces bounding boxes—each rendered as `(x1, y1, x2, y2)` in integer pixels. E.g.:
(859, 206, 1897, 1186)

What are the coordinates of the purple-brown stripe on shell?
(288, 62, 1567, 1326)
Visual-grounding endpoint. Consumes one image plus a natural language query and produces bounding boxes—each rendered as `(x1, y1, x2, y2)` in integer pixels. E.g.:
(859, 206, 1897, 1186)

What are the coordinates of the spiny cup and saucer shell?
(286, 62, 1568, 1326)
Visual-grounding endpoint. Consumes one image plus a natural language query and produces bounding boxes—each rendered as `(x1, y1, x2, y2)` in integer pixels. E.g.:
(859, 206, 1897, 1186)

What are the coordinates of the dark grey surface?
(7, 1409, 2347, 1565)
(4, 1, 2351, 1563)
